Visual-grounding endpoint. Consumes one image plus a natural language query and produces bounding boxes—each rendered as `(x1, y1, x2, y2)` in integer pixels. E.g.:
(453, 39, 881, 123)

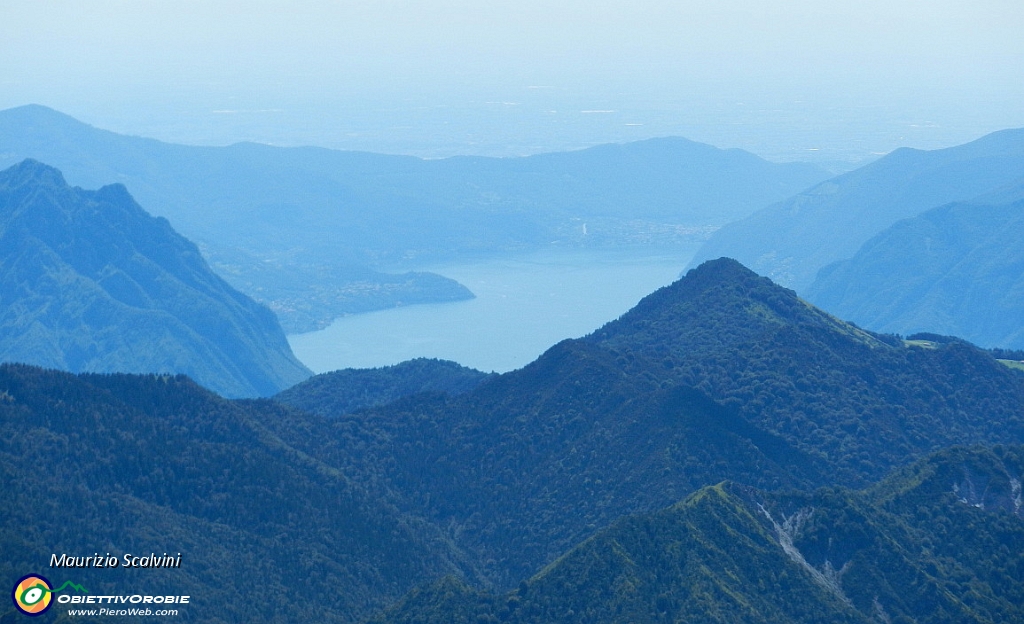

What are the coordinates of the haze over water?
(5, 0, 1022, 372)
(290, 247, 698, 373)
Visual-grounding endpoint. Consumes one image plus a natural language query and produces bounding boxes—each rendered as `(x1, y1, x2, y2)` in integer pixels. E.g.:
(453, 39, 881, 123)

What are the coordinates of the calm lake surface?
(289, 246, 700, 373)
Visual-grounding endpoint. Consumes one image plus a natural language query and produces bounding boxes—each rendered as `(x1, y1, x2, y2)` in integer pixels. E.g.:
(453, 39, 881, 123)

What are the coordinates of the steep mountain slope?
(275, 358, 491, 416)
(586, 258, 1024, 483)
(806, 197, 1024, 349)
(688, 128, 1024, 290)
(273, 258, 1024, 588)
(4, 257, 1024, 622)
(0, 105, 829, 329)
(0, 365, 469, 624)
(0, 159, 309, 397)
(374, 446, 1024, 624)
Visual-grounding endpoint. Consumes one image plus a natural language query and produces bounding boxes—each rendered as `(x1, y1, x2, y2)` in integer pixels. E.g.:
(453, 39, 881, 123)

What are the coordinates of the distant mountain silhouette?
(0, 159, 310, 397)
(689, 128, 1024, 290)
(0, 104, 829, 329)
(807, 196, 1024, 349)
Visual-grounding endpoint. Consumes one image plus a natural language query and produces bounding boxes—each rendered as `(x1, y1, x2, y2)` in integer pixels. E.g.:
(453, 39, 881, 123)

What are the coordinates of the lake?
(288, 246, 700, 373)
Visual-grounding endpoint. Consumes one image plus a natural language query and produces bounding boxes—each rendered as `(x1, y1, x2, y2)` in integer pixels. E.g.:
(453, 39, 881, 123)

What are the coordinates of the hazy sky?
(2, 1, 1023, 161)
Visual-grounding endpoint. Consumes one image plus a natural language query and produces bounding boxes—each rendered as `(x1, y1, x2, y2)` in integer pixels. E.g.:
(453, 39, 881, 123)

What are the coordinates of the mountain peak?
(0, 160, 310, 397)
(94, 181, 134, 203)
(0, 105, 94, 137)
(681, 256, 762, 285)
(0, 158, 69, 189)
(588, 256, 827, 353)
(620, 256, 782, 323)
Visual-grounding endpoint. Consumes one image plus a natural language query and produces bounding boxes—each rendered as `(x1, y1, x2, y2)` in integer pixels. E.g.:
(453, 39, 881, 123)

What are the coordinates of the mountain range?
(0, 159, 309, 397)
(0, 365, 464, 623)
(3, 258, 1024, 622)
(8, 105, 1023, 350)
(806, 194, 1024, 349)
(0, 104, 829, 331)
(271, 258, 1024, 589)
(689, 127, 1024, 292)
(374, 445, 1024, 624)
(6, 98, 1024, 624)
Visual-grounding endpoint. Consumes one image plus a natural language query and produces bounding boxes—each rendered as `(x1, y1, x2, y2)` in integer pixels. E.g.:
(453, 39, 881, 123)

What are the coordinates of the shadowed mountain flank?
(690, 128, 1024, 290)
(0, 159, 310, 397)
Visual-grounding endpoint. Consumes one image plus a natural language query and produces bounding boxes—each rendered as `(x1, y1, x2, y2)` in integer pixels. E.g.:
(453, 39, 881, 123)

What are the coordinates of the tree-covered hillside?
(270, 258, 1024, 588)
(4, 257, 1024, 623)
(0, 364, 466, 623)
(0, 159, 310, 397)
(275, 358, 491, 416)
(373, 446, 1024, 624)
(588, 258, 1024, 483)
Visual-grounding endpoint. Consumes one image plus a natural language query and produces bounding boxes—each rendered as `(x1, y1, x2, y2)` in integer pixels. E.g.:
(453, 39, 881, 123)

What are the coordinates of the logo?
(12, 574, 52, 616)
(11, 574, 87, 616)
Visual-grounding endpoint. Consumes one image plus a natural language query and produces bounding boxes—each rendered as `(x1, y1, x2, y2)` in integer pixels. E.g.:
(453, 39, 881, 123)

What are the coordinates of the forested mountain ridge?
(688, 127, 1024, 290)
(0, 159, 310, 397)
(271, 258, 1024, 589)
(587, 258, 1024, 483)
(806, 196, 1024, 349)
(275, 358, 491, 417)
(4, 257, 1024, 622)
(372, 445, 1024, 624)
(0, 104, 829, 330)
(0, 364, 469, 623)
